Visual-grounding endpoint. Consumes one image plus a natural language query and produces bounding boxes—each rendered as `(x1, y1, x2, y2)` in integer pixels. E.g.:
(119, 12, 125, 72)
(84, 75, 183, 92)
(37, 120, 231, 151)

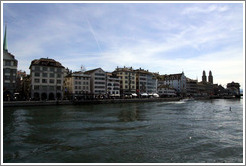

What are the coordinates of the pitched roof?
(84, 68, 104, 74)
(30, 58, 64, 68)
(159, 73, 184, 80)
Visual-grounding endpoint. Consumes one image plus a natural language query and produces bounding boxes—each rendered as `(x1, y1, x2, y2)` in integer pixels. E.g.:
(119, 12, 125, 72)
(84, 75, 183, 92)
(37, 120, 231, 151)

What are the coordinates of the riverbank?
(3, 97, 181, 107)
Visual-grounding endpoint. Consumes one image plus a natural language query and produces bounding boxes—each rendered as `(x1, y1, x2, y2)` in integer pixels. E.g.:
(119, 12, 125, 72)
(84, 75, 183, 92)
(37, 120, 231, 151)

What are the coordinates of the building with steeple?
(3, 25, 18, 101)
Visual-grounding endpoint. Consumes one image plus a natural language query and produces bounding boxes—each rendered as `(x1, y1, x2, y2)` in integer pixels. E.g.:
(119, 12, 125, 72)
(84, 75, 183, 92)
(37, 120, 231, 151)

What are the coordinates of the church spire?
(3, 24, 8, 52)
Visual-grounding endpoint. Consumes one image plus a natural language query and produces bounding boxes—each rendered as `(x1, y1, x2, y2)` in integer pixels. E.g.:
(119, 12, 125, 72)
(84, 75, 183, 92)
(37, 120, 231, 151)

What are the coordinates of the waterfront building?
(157, 85, 177, 97)
(84, 68, 106, 97)
(3, 25, 18, 101)
(134, 68, 157, 95)
(198, 70, 215, 96)
(186, 78, 198, 97)
(157, 72, 187, 96)
(197, 82, 214, 96)
(227, 82, 240, 96)
(113, 66, 136, 96)
(64, 71, 91, 100)
(106, 72, 120, 98)
(29, 58, 65, 100)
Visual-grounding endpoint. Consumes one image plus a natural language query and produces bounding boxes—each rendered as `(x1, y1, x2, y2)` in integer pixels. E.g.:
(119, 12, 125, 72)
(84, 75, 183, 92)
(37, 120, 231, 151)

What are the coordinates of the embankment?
(3, 97, 181, 107)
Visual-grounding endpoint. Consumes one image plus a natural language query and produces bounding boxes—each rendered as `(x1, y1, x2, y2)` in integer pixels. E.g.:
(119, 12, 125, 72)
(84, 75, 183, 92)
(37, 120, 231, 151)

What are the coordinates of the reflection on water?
(3, 99, 243, 163)
(118, 107, 140, 122)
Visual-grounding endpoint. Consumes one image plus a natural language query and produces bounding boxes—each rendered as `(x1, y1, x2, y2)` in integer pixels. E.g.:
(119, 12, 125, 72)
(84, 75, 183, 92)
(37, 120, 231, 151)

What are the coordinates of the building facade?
(3, 25, 18, 101)
(113, 66, 136, 96)
(158, 72, 187, 96)
(64, 71, 91, 100)
(157, 85, 177, 97)
(29, 58, 65, 100)
(106, 72, 120, 98)
(85, 68, 106, 97)
(135, 68, 157, 95)
(186, 78, 198, 97)
(227, 81, 240, 96)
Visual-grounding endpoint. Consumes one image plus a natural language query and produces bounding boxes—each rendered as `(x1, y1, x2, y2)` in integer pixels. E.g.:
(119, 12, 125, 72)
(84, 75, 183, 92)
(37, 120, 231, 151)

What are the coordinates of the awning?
(132, 93, 137, 96)
(141, 93, 148, 96)
(153, 93, 159, 97)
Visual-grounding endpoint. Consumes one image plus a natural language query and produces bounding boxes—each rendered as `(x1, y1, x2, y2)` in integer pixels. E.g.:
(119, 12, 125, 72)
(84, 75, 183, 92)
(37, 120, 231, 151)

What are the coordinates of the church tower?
(208, 70, 213, 84)
(3, 24, 8, 52)
(202, 70, 207, 83)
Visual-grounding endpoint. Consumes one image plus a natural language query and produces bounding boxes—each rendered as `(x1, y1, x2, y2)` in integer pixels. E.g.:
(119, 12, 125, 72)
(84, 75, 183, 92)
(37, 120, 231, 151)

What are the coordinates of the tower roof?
(3, 24, 8, 52)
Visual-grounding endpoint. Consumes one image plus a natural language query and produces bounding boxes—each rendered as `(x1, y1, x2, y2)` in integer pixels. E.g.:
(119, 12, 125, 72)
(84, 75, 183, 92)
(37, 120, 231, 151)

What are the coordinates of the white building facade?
(158, 72, 186, 96)
(106, 73, 120, 98)
(85, 68, 106, 97)
(157, 85, 177, 97)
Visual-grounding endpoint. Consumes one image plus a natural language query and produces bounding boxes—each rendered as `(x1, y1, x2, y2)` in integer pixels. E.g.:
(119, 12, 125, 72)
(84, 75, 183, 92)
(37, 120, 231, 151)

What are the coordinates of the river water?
(3, 99, 244, 163)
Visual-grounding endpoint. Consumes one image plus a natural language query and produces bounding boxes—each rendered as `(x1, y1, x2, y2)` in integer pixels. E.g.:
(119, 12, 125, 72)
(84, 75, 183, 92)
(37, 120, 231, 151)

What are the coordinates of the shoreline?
(3, 98, 181, 107)
(3, 96, 242, 107)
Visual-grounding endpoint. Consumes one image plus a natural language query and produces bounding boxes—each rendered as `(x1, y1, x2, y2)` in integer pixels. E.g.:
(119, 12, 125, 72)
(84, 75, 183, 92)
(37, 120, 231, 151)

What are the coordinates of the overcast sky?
(2, 2, 244, 87)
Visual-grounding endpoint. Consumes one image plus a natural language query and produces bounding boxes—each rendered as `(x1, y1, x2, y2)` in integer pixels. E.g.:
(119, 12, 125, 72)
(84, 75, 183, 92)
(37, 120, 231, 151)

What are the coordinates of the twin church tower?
(202, 70, 213, 84)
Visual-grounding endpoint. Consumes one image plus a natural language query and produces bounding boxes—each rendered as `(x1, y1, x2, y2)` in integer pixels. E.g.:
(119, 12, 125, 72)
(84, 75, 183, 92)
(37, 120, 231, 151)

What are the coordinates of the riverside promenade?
(3, 97, 181, 107)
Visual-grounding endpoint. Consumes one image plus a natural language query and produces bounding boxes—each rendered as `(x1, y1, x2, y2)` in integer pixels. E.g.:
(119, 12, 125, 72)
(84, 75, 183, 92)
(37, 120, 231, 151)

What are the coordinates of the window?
(35, 66, 40, 71)
(49, 86, 54, 90)
(4, 76, 10, 80)
(34, 79, 40, 83)
(125, 76, 128, 79)
(34, 85, 39, 90)
(42, 86, 47, 90)
(43, 73, 48, 77)
(42, 79, 47, 83)
(125, 85, 128, 89)
(5, 61, 11, 66)
(50, 73, 55, 78)
(43, 67, 47, 71)
(95, 73, 105, 76)
(49, 79, 54, 84)
(34, 72, 40, 77)
(57, 68, 62, 73)
(5, 68, 10, 73)
(95, 77, 105, 80)
(57, 80, 61, 84)
(57, 86, 61, 90)
(50, 67, 54, 71)
(57, 74, 61, 78)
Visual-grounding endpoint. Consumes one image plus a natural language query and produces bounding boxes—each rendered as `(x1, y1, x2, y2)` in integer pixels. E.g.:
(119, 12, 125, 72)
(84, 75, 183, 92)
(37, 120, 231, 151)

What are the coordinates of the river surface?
(3, 99, 244, 163)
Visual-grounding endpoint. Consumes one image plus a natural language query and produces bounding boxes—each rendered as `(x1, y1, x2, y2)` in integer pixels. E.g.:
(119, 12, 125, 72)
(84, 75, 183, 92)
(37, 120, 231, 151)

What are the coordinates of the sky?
(2, 2, 244, 88)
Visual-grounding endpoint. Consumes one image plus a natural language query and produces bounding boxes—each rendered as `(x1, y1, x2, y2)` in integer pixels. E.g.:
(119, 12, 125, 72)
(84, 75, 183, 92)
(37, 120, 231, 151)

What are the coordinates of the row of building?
(3, 55, 241, 101)
(3, 26, 241, 101)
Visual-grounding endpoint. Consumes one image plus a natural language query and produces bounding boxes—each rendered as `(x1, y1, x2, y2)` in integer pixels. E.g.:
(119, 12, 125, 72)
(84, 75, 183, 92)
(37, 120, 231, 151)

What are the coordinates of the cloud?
(182, 4, 228, 14)
(3, 3, 244, 87)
